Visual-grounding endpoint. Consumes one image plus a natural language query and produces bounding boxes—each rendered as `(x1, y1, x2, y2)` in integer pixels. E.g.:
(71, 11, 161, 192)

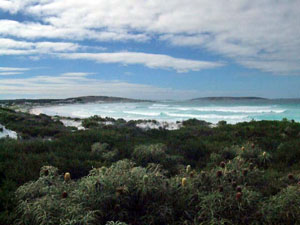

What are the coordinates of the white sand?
(0, 124, 18, 139)
(29, 106, 183, 130)
(60, 119, 85, 130)
(29, 108, 43, 115)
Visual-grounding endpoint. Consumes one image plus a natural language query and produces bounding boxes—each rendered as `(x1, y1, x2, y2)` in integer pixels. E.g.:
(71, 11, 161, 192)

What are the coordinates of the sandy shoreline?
(0, 124, 18, 139)
(29, 107, 185, 130)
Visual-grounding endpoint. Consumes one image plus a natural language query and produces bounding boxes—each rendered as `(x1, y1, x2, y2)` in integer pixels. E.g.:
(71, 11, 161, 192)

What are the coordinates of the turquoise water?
(32, 99, 300, 124)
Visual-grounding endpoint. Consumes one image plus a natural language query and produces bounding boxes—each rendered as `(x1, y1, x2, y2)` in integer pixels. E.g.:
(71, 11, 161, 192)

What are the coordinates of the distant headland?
(0, 96, 153, 106)
(191, 97, 268, 101)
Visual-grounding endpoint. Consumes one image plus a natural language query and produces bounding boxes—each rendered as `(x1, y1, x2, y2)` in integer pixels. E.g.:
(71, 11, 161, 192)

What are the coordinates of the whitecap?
(171, 106, 286, 114)
(165, 112, 248, 120)
(148, 104, 170, 109)
(123, 111, 161, 117)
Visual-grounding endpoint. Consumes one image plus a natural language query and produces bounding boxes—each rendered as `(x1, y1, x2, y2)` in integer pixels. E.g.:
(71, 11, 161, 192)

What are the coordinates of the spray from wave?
(30, 100, 298, 124)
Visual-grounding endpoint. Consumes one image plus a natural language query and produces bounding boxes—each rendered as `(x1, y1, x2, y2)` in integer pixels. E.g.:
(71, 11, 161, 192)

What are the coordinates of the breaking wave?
(30, 100, 298, 124)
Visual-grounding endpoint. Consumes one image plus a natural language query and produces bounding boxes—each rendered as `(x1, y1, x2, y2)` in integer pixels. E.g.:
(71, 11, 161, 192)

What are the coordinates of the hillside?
(0, 95, 153, 107)
(191, 96, 268, 101)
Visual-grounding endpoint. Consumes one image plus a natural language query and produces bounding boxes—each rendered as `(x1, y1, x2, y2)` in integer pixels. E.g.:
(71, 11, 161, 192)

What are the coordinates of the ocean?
(31, 99, 300, 124)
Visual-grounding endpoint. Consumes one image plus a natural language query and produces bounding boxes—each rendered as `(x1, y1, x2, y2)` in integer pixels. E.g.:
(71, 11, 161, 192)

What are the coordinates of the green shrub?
(209, 153, 222, 165)
(91, 142, 119, 161)
(15, 161, 179, 225)
(220, 147, 237, 160)
(132, 143, 167, 166)
(274, 141, 300, 167)
(106, 221, 128, 225)
(196, 188, 261, 224)
(235, 143, 262, 163)
(15, 167, 97, 225)
(12, 153, 300, 225)
(91, 142, 110, 155)
(1, 110, 300, 225)
(262, 186, 300, 224)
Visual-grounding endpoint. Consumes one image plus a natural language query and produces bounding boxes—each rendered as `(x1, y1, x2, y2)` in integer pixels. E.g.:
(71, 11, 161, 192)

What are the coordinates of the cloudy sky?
(0, 0, 300, 100)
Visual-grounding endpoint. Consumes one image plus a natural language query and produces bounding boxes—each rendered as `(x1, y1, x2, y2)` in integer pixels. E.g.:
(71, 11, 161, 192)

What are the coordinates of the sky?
(0, 0, 300, 100)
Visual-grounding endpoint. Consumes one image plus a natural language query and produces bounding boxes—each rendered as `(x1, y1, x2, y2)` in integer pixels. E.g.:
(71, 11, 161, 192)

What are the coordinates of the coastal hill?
(0, 96, 152, 106)
(191, 96, 268, 101)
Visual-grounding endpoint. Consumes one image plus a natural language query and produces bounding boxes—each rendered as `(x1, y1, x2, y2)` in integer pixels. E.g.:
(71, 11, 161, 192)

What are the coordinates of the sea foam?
(171, 106, 285, 114)
(30, 100, 298, 125)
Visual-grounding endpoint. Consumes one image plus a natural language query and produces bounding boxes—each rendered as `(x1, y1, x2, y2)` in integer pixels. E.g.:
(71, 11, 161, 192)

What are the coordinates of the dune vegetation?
(1, 107, 300, 224)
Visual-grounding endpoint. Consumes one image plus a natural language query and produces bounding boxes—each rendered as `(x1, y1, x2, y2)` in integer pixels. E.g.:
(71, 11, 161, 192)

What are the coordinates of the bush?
(1, 111, 300, 225)
(132, 143, 167, 166)
(220, 147, 237, 160)
(91, 142, 110, 155)
(91, 142, 118, 161)
(196, 188, 261, 224)
(262, 186, 300, 224)
(106, 222, 128, 225)
(274, 141, 300, 167)
(235, 143, 262, 163)
(15, 167, 97, 225)
(15, 161, 179, 225)
(12, 153, 300, 225)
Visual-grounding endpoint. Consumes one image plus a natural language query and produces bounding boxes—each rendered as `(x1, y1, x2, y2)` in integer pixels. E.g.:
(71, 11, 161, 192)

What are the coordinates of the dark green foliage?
(91, 142, 119, 161)
(1, 107, 300, 224)
(262, 186, 300, 224)
(182, 118, 211, 127)
(132, 144, 183, 173)
(14, 156, 300, 225)
(0, 108, 68, 138)
(132, 143, 167, 166)
(274, 141, 300, 167)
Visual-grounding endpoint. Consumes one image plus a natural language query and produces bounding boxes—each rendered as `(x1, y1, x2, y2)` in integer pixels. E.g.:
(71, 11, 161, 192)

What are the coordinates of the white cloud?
(160, 34, 211, 48)
(0, 0, 35, 14)
(0, 0, 300, 74)
(0, 72, 23, 76)
(0, 38, 222, 72)
(0, 19, 148, 42)
(0, 66, 30, 76)
(60, 52, 223, 73)
(0, 74, 200, 100)
(35, 42, 80, 53)
(0, 38, 80, 55)
(0, 66, 30, 71)
(61, 72, 95, 77)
